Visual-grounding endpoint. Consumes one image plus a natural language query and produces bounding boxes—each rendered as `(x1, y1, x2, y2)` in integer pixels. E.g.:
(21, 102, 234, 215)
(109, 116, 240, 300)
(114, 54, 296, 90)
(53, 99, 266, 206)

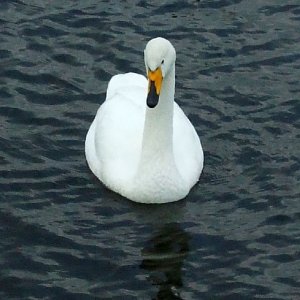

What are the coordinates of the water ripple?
(0, 0, 299, 299)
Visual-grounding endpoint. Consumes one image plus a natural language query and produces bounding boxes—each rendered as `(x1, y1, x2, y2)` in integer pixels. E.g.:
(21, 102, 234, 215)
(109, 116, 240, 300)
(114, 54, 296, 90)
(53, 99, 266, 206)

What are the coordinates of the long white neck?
(138, 64, 175, 169)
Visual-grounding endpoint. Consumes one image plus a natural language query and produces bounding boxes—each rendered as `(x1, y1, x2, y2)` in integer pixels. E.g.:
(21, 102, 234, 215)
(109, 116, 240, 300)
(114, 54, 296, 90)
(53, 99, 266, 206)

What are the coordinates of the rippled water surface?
(1, 1, 300, 299)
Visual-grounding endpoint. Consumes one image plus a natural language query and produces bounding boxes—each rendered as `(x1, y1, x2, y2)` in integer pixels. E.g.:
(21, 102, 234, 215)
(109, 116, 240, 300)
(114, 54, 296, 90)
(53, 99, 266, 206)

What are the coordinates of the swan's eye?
(161, 59, 164, 64)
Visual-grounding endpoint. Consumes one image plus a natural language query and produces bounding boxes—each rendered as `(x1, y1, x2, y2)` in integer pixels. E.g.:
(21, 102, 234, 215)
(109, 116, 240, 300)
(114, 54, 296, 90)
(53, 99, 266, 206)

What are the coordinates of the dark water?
(1, 1, 300, 299)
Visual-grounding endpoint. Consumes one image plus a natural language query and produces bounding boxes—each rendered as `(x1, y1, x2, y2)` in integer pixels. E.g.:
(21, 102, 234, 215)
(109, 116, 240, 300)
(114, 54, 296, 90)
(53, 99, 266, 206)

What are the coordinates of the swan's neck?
(139, 65, 175, 168)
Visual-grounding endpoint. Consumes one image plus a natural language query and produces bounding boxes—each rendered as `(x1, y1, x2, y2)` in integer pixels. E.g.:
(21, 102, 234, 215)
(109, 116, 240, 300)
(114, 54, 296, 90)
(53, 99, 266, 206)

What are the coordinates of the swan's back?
(106, 73, 147, 107)
(85, 73, 148, 190)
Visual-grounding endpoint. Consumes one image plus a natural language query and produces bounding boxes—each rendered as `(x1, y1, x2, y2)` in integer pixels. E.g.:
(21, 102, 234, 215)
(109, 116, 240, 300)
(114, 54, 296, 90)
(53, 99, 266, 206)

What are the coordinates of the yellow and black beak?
(147, 67, 163, 108)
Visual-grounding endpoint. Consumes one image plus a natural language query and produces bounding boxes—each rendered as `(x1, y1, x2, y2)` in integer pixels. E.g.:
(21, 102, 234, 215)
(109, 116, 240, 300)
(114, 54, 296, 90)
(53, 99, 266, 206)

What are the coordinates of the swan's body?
(85, 38, 203, 203)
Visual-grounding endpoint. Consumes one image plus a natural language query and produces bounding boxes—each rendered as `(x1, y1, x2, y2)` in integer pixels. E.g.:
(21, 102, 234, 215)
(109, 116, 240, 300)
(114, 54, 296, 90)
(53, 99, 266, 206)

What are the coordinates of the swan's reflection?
(140, 223, 190, 299)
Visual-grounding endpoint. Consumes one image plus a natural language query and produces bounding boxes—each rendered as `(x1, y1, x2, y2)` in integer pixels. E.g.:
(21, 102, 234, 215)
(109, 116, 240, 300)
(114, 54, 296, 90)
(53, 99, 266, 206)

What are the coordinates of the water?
(0, 1, 299, 299)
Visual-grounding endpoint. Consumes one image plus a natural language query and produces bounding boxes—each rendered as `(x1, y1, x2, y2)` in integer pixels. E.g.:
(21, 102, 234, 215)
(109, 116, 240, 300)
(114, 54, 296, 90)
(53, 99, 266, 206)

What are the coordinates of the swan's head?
(144, 37, 176, 108)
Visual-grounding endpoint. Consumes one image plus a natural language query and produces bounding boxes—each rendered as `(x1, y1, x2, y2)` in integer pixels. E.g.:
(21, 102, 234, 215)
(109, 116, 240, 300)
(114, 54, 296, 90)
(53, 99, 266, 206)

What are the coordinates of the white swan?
(85, 37, 203, 204)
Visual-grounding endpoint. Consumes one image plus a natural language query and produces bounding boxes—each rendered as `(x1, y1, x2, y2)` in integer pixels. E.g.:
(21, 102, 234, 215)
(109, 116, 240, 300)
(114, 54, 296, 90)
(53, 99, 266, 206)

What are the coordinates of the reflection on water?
(141, 223, 190, 300)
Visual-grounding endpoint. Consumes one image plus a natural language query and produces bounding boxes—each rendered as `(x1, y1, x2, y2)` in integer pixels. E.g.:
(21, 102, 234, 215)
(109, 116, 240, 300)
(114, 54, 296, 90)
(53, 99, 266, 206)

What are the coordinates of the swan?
(85, 37, 203, 204)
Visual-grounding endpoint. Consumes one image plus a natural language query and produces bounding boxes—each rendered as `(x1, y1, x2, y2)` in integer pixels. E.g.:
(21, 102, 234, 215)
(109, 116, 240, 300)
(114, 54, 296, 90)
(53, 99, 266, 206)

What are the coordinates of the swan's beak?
(147, 67, 163, 108)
